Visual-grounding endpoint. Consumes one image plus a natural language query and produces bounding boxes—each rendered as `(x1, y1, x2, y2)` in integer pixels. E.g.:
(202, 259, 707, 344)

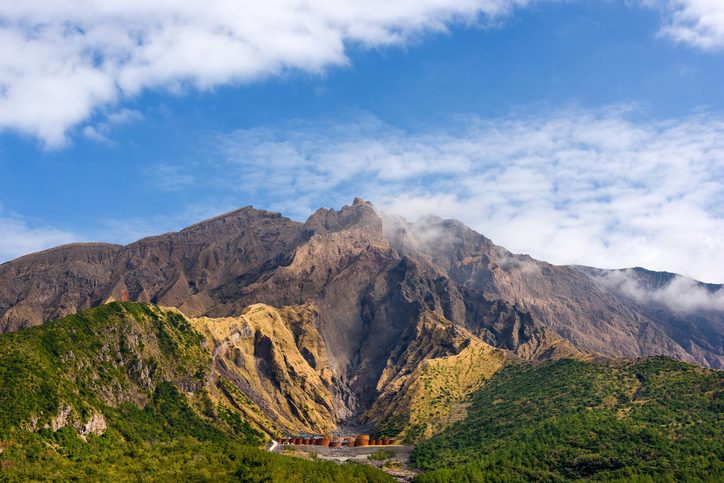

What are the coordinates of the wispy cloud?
(146, 163, 196, 191)
(590, 268, 724, 313)
(2, 106, 722, 284)
(0, 0, 536, 147)
(0, 205, 79, 262)
(214, 107, 724, 283)
(653, 0, 724, 49)
(82, 108, 143, 145)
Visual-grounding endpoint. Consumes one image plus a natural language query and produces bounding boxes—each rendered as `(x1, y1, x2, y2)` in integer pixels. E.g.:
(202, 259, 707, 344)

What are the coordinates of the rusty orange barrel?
(295, 438, 302, 445)
(383, 439, 392, 445)
(305, 438, 312, 445)
(277, 438, 283, 445)
(354, 439, 368, 447)
(329, 441, 341, 448)
(319, 439, 330, 446)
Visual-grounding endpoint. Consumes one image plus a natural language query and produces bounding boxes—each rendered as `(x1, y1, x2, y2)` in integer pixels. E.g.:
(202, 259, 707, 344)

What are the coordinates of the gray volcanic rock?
(0, 199, 722, 381)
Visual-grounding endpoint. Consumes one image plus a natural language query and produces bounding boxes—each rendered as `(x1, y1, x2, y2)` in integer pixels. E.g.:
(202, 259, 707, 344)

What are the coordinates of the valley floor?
(275, 444, 417, 481)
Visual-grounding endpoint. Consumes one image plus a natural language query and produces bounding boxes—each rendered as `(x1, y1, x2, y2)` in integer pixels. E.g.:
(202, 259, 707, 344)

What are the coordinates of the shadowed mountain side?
(383, 214, 723, 368)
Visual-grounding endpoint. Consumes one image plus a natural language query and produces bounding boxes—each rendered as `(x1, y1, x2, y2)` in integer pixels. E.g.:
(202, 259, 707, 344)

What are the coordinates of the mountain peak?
(304, 198, 381, 234)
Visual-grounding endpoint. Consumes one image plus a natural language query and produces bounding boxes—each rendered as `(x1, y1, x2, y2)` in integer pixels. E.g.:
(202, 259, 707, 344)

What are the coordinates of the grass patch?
(369, 449, 395, 461)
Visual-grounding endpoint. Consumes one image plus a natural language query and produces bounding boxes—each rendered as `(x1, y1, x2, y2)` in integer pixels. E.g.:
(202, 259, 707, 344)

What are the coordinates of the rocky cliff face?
(0, 199, 721, 429)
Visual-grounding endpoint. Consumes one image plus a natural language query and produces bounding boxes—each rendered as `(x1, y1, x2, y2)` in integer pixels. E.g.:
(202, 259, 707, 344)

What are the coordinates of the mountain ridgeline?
(0, 199, 722, 480)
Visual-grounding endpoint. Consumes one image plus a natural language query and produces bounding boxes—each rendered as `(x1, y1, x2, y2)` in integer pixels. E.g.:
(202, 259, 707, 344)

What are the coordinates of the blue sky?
(1, 0, 723, 282)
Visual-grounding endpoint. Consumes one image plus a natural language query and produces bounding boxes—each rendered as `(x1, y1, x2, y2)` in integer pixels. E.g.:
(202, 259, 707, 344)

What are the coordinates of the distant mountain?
(0, 198, 721, 434)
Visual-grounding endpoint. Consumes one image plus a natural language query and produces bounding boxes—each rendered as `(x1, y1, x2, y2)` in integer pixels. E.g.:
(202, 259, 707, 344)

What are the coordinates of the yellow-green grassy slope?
(369, 311, 510, 442)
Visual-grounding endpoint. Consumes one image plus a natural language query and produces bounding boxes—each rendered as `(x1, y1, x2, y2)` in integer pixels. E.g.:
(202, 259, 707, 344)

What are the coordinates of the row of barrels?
(277, 434, 397, 447)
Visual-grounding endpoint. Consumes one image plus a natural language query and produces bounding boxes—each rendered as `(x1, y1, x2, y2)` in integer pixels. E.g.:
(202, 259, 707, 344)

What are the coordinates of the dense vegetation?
(412, 357, 723, 482)
(0, 302, 391, 482)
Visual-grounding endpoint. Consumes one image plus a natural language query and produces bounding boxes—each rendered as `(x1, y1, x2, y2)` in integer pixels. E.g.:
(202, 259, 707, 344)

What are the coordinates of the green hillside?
(0, 302, 390, 481)
(412, 357, 723, 482)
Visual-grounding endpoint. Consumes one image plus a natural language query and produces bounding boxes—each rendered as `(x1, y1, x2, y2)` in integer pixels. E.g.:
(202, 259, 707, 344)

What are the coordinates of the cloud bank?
(0, 0, 534, 146)
(216, 107, 724, 283)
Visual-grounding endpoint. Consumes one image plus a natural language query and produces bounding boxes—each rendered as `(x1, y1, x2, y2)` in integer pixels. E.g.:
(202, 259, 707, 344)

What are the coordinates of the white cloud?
(147, 163, 196, 191)
(0, 206, 79, 261)
(83, 108, 142, 144)
(590, 268, 724, 313)
(652, 0, 724, 49)
(215, 108, 724, 283)
(0, 0, 536, 146)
